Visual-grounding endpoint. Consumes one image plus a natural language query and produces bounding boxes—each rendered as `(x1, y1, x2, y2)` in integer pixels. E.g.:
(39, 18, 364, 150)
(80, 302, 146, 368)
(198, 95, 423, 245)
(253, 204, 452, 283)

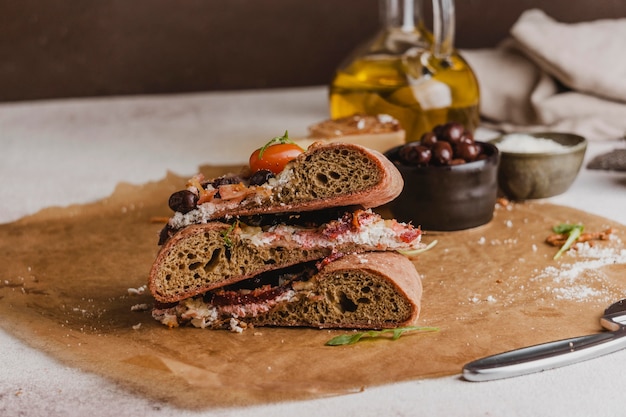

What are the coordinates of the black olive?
(399, 143, 432, 166)
(168, 190, 198, 213)
(432, 124, 447, 139)
(420, 131, 438, 148)
(248, 169, 275, 186)
(455, 142, 480, 162)
(211, 175, 243, 188)
(431, 141, 453, 165)
(459, 132, 475, 145)
(440, 122, 466, 145)
(158, 223, 177, 245)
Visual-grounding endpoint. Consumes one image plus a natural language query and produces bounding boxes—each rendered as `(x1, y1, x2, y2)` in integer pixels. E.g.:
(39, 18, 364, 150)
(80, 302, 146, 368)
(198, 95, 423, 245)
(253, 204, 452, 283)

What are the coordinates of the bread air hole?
(194, 248, 220, 273)
(339, 292, 358, 313)
(316, 173, 328, 184)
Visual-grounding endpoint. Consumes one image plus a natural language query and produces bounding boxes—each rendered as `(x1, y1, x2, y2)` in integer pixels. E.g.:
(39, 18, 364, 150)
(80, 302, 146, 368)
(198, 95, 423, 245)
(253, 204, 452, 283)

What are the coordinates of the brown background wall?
(1, 0, 624, 102)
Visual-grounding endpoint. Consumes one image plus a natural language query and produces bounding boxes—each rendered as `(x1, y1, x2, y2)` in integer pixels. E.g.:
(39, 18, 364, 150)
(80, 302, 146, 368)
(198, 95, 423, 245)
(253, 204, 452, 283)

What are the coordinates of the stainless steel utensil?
(462, 299, 626, 381)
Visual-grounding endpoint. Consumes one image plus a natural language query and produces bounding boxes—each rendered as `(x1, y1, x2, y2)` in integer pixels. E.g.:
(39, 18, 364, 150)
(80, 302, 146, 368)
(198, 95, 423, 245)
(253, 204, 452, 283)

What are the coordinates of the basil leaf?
(553, 223, 581, 234)
(325, 326, 438, 346)
(553, 223, 584, 260)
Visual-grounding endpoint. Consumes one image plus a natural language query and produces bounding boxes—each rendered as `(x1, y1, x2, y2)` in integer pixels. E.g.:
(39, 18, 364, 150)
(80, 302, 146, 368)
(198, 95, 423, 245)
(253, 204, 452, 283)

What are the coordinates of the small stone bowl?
(384, 142, 500, 231)
(489, 132, 587, 200)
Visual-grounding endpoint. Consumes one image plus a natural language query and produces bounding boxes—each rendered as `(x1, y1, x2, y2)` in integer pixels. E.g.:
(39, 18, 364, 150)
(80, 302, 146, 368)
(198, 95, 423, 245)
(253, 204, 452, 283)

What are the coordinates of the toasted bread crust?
(313, 252, 422, 327)
(169, 142, 404, 225)
(149, 211, 423, 303)
(152, 252, 422, 330)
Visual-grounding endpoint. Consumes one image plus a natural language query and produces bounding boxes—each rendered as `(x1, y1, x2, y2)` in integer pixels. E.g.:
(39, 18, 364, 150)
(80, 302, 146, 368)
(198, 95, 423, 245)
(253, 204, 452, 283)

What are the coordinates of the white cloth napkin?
(461, 9, 626, 140)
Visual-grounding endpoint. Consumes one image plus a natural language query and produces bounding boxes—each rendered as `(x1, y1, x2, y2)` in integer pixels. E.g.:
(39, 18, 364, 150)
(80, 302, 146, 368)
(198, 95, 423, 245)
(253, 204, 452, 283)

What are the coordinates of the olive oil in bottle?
(329, 0, 480, 143)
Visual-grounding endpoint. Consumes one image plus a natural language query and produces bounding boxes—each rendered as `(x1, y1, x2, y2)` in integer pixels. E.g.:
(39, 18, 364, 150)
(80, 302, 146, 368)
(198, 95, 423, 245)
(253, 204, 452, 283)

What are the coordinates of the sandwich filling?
(152, 262, 317, 331)
(169, 169, 294, 230)
(233, 209, 421, 250)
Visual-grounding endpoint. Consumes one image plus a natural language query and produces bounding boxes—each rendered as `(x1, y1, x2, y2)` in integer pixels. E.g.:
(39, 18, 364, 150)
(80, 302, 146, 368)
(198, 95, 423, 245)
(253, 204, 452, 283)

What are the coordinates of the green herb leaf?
(221, 221, 239, 248)
(552, 223, 584, 260)
(258, 130, 297, 159)
(552, 223, 580, 234)
(325, 326, 439, 346)
(397, 240, 438, 258)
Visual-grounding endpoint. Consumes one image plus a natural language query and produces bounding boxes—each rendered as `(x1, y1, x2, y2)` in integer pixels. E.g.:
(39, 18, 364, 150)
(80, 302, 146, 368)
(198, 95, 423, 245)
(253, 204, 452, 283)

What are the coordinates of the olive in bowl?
(489, 132, 587, 200)
(384, 123, 500, 231)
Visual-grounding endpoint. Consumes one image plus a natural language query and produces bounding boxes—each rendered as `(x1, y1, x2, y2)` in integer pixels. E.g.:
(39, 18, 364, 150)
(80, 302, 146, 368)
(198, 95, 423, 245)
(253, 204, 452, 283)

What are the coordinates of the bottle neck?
(381, 0, 423, 32)
(378, 0, 455, 58)
(373, 0, 427, 55)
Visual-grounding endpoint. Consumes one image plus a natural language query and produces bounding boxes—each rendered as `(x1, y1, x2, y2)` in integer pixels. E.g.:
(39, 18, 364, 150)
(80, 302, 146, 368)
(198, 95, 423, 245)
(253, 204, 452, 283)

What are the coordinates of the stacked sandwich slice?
(149, 140, 427, 331)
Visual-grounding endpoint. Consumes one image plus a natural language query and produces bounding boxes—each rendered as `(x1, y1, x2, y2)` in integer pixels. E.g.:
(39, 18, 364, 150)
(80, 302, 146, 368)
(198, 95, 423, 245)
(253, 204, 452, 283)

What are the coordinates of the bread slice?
(149, 210, 423, 303)
(166, 142, 404, 229)
(152, 252, 422, 330)
(294, 114, 406, 154)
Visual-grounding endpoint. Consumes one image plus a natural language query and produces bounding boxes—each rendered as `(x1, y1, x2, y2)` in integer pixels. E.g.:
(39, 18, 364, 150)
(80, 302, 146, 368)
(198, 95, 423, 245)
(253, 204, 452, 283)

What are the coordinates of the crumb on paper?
(131, 303, 149, 312)
(470, 295, 497, 304)
(132, 323, 142, 330)
(121, 204, 136, 214)
(229, 318, 246, 333)
(128, 285, 147, 296)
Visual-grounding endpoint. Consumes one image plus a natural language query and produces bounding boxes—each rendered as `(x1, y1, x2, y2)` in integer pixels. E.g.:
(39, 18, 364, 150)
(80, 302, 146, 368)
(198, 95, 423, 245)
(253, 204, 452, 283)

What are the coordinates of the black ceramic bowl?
(384, 142, 500, 231)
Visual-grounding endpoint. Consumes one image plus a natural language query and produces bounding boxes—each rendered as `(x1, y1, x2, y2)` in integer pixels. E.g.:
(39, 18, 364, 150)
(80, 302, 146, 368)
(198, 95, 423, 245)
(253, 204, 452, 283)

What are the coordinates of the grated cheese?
(531, 238, 626, 302)
(496, 134, 569, 153)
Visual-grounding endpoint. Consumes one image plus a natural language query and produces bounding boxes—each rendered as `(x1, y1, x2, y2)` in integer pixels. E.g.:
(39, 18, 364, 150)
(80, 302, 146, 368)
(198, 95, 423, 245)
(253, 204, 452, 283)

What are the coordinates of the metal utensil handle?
(463, 331, 626, 382)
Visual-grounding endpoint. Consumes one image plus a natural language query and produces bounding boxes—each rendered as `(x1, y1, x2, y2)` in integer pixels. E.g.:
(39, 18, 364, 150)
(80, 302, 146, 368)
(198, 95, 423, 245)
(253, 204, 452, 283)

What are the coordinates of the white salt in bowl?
(489, 132, 587, 200)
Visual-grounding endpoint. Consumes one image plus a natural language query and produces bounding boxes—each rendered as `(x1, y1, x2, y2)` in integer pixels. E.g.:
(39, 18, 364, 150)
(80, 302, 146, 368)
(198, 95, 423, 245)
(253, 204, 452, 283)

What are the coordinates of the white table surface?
(2, 86, 626, 417)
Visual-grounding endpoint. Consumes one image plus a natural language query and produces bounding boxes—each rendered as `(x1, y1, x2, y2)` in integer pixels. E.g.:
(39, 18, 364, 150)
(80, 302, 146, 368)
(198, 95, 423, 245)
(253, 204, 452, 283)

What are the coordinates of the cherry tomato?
(249, 143, 303, 174)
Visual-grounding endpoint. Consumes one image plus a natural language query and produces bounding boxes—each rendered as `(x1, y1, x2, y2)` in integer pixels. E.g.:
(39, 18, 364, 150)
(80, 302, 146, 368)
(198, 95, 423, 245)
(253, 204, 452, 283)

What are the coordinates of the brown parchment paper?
(1, 166, 625, 409)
